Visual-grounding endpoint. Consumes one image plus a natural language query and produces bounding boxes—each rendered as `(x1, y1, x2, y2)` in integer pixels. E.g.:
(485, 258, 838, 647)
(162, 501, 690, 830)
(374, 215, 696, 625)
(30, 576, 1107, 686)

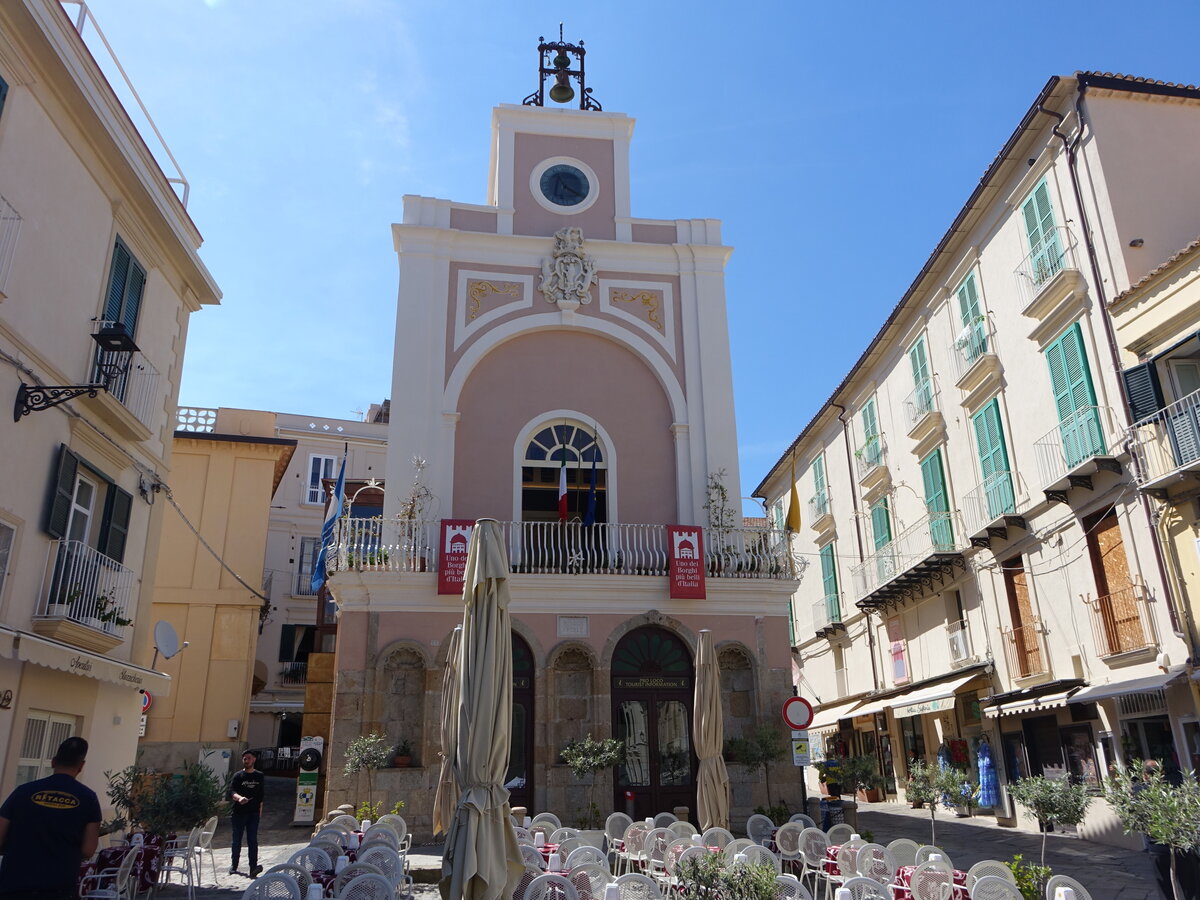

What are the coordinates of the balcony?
(950, 316, 1002, 409)
(1129, 388, 1200, 497)
(812, 595, 845, 638)
(1033, 406, 1123, 502)
(294, 570, 317, 596)
(34, 540, 135, 653)
(1014, 226, 1086, 322)
(1084, 582, 1156, 659)
(176, 407, 217, 432)
(852, 512, 964, 610)
(335, 519, 797, 580)
(903, 379, 945, 448)
(1002, 618, 1049, 681)
(947, 619, 976, 667)
(855, 435, 890, 496)
(279, 661, 309, 685)
(962, 471, 1025, 548)
(808, 491, 834, 535)
(90, 321, 161, 438)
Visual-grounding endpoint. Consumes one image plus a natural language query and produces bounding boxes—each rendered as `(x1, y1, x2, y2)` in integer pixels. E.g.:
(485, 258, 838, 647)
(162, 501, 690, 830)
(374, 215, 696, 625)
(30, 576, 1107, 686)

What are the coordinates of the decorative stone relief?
(466, 279, 522, 321)
(540, 226, 597, 311)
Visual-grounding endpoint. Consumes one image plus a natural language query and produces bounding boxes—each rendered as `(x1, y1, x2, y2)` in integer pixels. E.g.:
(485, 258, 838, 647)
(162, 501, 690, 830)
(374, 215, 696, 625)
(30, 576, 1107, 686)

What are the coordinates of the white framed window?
(519, 421, 607, 523)
(0, 522, 13, 601)
(296, 536, 320, 596)
(305, 454, 336, 505)
(15, 711, 76, 786)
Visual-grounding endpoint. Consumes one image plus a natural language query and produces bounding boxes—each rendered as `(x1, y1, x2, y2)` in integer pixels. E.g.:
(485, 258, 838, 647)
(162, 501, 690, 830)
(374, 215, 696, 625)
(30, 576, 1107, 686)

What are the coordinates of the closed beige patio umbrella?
(432, 624, 462, 837)
(694, 629, 730, 830)
(439, 520, 524, 900)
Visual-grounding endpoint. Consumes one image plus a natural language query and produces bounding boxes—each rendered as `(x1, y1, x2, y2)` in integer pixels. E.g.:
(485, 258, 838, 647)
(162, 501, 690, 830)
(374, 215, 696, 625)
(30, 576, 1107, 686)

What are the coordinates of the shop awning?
(1068, 669, 1184, 704)
(249, 699, 305, 712)
(15, 632, 170, 693)
(809, 699, 862, 731)
(890, 672, 983, 719)
(985, 688, 1078, 718)
(849, 695, 892, 719)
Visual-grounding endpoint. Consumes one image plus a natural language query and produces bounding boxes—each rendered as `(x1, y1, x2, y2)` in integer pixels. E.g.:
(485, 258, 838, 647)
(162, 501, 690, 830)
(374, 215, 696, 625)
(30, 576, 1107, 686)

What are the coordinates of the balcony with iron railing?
(855, 434, 886, 482)
(1002, 618, 1049, 680)
(1014, 226, 1084, 317)
(902, 378, 943, 439)
(852, 512, 963, 609)
(962, 471, 1025, 548)
(947, 619, 976, 667)
(950, 315, 999, 392)
(34, 539, 135, 653)
(808, 491, 833, 533)
(91, 320, 161, 434)
(278, 661, 309, 685)
(1033, 405, 1123, 501)
(1128, 388, 1200, 495)
(1084, 581, 1156, 659)
(812, 594, 844, 637)
(334, 518, 796, 580)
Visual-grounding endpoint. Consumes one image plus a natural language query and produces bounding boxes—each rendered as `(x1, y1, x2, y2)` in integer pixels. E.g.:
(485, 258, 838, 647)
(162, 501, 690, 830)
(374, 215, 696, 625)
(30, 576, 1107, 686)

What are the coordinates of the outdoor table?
(891, 864, 968, 900)
(539, 842, 560, 861)
(823, 844, 844, 876)
(78, 834, 169, 896)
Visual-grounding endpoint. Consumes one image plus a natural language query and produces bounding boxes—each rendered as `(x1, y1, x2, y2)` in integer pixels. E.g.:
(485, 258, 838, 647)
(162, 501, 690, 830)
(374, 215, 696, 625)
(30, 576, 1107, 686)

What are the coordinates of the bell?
(548, 73, 574, 104)
(552, 50, 570, 70)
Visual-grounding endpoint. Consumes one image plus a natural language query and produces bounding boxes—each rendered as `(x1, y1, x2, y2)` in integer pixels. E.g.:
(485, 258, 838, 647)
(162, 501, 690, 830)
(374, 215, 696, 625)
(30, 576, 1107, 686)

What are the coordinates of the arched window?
(520, 421, 607, 523)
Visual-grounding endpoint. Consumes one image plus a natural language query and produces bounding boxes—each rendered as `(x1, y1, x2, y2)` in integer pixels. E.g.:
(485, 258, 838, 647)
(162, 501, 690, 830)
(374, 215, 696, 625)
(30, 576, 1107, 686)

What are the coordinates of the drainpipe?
(1036, 86, 1183, 638)
(833, 401, 880, 692)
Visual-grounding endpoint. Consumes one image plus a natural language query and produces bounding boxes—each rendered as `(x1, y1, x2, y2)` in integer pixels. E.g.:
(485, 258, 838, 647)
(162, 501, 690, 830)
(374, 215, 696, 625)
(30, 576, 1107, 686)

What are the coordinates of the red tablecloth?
(892, 864, 968, 900)
(538, 843, 560, 861)
(77, 834, 169, 895)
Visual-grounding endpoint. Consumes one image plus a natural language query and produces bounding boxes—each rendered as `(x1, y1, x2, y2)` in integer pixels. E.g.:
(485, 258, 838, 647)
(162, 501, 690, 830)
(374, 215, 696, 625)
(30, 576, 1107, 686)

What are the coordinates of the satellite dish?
(154, 621, 181, 659)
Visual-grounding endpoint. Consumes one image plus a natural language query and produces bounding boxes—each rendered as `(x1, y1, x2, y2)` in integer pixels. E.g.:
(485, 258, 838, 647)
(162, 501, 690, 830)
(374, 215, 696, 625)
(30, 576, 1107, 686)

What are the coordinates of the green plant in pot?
(725, 725, 788, 809)
(839, 754, 885, 802)
(561, 734, 625, 829)
(106, 761, 228, 840)
(392, 740, 413, 767)
(344, 732, 393, 810)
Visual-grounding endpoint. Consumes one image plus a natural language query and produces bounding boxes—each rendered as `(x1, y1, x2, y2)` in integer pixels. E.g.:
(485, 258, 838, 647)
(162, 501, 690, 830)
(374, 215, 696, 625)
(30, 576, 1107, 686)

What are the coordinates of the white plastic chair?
(724, 837, 756, 864)
(854, 843, 896, 886)
(357, 845, 414, 898)
(915, 846, 951, 869)
(550, 827, 580, 844)
(667, 820, 698, 839)
(789, 813, 817, 829)
(701, 826, 735, 850)
(966, 861, 1016, 892)
(523, 872, 579, 900)
(824, 842, 862, 900)
(972, 876, 1023, 900)
(515, 826, 535, 846)
(159, 827, 200, 900)
(797, 827, 829, 897)
(265, 864, 312, 891)
(739, 843, 782, 873)
(377, 814, 411, 851)
(910, 861, 955, 900)
(616, 822, 648, 876)
(642, 827, 675, 881)
(337, 873, 396, 900)
(1045, 876, 1092, 900)
(240, 873, 303, 900)
(362, 825, 400, 850)
(605, 813, 632, 850)
(287, 846, 332, 876)
(887, 839, 919, 868)
(80, 845, 141, 900)
(746, 813, 776, 846)
(653, 812, 678, 829)
(838, 876, 891, 900)
(310, 838, 344, 862)
(314, 827, 350, 848)
(577, 829, 606, 850)
(775, 873, 815, 900)
(193, 816, 219, 886)
(522, 844, 548, 870)
(331, 814, 360, 831)
(333, 863, 385, 896)
(826, 823, 854, 845)
(774, 822, 804, 875)
(558, 837, 582, 859)
(532, 812, 563, 831)
(613, 872, 663, 899)
(512, 867, 542, 900)
(570, 862, 612, 898)
(565, 845, 607, 870)
(663, 845, 709, 891)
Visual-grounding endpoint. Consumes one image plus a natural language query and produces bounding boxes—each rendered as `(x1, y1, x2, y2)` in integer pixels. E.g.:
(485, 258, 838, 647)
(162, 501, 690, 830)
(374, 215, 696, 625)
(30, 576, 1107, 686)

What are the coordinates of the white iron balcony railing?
(1129, 388, 1200, 487)
(950, 315, 997, 383)
(1014, 226, 1079, 312)
(851, 511, 959, 601)
(855, 434, 886, 481)
(38, 540, 136, 635)
(1033, 405, 1120, 490)
(0, 194, 21, 295)
(808, 490, 831, 523)
(1084, 581, 1156, 658)
(902, 378, 939, 433)
(92, 321, 161, 429)
(278, 661, 308, 685)
(812, 594, 842, 633)
(176, 407, 217, 432)
(947, 619, 974, 666)
(335, 519, 796, 580)
(962, 471, 1017, 535)
(1002, 618, 1048, 680)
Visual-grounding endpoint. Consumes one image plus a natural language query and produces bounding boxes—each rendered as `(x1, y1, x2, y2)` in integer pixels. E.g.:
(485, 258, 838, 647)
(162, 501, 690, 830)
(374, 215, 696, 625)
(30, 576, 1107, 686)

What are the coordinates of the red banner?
(437, 519, 475, 595)
(667, 525, 705, 599)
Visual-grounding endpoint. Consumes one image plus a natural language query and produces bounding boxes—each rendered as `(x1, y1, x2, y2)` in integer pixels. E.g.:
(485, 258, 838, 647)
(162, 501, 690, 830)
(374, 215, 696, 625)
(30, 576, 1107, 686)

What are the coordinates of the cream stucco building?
(0, 0, 218, 804)
(755, 72, 1200, 844)
(323, 73, 800, 837)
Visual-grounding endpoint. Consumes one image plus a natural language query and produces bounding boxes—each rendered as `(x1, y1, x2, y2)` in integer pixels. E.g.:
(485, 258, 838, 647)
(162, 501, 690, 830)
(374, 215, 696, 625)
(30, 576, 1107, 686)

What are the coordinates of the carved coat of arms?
(540, 227, 597, 311)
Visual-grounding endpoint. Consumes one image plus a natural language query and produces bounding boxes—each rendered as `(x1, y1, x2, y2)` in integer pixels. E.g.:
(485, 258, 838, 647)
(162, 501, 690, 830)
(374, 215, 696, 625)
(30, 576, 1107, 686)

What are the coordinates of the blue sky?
(81, 0, 1200, 514)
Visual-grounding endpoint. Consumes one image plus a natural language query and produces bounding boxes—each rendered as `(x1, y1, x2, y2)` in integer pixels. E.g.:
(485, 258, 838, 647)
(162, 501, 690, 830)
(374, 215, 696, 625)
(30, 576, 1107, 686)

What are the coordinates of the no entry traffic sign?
(782, 696, 813, 731)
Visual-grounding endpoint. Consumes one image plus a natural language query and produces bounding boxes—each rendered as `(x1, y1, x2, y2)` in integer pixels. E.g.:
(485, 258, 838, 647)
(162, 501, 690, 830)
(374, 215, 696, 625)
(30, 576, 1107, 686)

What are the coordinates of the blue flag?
(310, 453, 346, 593)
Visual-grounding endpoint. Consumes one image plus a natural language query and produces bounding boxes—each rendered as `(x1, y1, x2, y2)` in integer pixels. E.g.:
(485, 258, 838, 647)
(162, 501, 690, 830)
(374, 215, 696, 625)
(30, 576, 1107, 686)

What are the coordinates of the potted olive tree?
(344, 732, 394, 818)
(1007, 775, 1092, 868)
(561, 734, 625, 828)
(105, 761, 228, 841)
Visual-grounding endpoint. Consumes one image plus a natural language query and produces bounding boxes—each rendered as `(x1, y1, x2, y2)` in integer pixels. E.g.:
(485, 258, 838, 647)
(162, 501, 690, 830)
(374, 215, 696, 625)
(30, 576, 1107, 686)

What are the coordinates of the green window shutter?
(921, 449, 954, 548)
(279, 625, 298, 662)
(1045, 323, 1097, 421)
(909, 337, 932, 411)
(820, 543, 838, 597)
(871, 498, 892, 549)
(812, 454, 827, 496)
(1123, 363, 1165, 423)
(99, 485, 133, 564)
(972, 399, 1014, 518)
(0, 76, 8, 122)
(121, 258, 145, 336)
(103, 239, 146, 337)
(1021, 179, 1063, 283)
(45, 445, 80, 539)
(861, 397, 878, 440)
(957, 274, 981, 328)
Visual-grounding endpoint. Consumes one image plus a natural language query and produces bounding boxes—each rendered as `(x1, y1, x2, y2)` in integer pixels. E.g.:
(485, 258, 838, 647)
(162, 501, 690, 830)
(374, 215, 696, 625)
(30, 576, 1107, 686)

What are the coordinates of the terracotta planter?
(393, 755, 412, 768)
(857, 788, 883, 803)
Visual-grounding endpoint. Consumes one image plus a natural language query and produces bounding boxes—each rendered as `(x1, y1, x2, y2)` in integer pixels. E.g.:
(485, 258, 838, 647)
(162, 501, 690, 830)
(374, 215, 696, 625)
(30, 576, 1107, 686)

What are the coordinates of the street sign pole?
(783, 698, 815, 815)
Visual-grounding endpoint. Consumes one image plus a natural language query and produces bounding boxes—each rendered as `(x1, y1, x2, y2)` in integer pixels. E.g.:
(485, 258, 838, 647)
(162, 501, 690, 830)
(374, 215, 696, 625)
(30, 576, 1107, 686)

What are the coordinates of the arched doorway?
(507, 632, 534, 811)
(611, 627, 696, 819)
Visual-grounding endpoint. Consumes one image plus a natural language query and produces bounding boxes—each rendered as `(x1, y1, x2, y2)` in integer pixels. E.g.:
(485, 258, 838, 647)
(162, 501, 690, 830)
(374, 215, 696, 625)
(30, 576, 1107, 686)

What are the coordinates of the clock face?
(539, 164, 590, 207)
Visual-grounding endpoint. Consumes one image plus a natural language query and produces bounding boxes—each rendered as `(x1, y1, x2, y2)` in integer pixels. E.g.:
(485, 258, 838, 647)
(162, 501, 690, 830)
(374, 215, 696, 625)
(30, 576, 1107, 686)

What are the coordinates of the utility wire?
(160, 483, 269, 603)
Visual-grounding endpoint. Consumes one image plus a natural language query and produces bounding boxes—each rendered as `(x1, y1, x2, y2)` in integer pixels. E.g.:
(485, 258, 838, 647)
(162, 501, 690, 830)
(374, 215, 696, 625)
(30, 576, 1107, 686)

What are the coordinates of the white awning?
(849, 696, 892, 719)
(249, 700, 305, 712)
(985, 689, 1077, 719)
(890, 672, 983, 719)
(15, 632, 170, 693)
(809, 699, 863, 731)
(1068, 670, 1183, 704)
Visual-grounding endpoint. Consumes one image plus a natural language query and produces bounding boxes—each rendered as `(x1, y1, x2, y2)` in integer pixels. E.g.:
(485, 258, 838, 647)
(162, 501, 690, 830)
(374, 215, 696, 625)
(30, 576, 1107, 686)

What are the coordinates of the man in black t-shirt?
(227, 750, 264, 877)
(0, 736, 101, 900)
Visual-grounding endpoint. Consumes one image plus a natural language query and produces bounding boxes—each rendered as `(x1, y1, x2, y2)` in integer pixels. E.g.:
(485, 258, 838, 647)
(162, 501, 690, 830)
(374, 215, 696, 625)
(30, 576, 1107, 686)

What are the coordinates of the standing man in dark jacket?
(228, 750, 264, 877)
(0, 736, 101, 900)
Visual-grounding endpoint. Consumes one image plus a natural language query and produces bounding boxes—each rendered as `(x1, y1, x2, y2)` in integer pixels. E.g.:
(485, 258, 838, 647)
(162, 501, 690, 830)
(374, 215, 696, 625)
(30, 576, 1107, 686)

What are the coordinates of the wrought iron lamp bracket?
(14, 382, 106, 421)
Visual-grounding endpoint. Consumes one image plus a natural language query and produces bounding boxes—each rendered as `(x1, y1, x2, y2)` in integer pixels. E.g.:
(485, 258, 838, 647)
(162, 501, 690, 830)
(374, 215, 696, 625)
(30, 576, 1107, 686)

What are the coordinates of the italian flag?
(558, 452, 568, 521)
